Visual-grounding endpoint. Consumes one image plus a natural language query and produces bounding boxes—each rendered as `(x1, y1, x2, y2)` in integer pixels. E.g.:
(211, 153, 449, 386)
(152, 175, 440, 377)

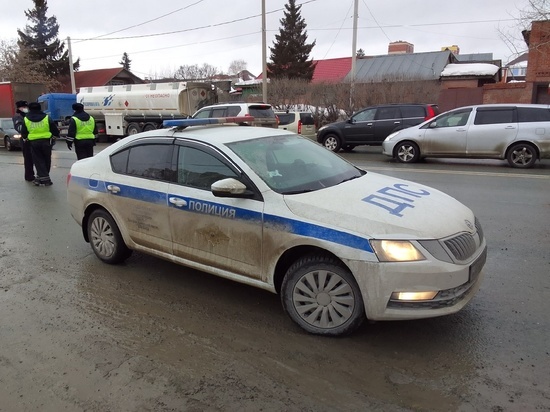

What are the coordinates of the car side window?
(177, 146, 239, 190)
(353, 108, 376, 122)
(517, 107, 550, 122)
(211, 107, 227, 118)
(474, 109, 515, 125)
(193, 108, 211, 119)
(432, 110, 472, 128)
(401, 106, 425, 119)
(111, 144, 175, 182)
(376, 107, 400, 120)
(227, 106, 241, 117)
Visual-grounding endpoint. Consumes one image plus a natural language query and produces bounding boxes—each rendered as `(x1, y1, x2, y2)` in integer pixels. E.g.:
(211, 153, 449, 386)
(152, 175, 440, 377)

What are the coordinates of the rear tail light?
(425, 106, 436, 120)
(67, 172, 71, 187)
(297, 120, 302, 134)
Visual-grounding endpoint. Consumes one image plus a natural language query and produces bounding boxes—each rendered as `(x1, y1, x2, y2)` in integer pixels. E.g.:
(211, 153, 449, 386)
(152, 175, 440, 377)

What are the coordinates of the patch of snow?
(441, 63, 500, 77)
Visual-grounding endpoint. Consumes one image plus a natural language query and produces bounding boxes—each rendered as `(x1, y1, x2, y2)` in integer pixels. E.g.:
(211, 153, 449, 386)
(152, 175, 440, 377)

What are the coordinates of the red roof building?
(59, 68, 144, 92)
(257, 57, 352, 83)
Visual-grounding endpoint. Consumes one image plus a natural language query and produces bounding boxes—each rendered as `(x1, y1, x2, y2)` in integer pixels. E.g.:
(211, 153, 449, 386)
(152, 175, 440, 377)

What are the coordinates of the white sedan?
(67, 117, 487, 336)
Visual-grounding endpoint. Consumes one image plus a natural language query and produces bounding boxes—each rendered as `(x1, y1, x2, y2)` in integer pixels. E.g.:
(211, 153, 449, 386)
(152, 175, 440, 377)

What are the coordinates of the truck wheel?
(143, 124, 157, 132)
(127, 123, 141, 135)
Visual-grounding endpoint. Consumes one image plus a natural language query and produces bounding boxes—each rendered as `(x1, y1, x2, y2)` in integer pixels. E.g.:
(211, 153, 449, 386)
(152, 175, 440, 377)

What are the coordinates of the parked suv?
(317, 103, 439, 152)
(275, 110, 317, 139)
(192, 102, 278, 129)
(382, 104, 550, 168)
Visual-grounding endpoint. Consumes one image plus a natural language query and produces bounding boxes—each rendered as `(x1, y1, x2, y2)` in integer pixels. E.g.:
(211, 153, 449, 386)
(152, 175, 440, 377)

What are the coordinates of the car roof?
(132, 124, 295, 146)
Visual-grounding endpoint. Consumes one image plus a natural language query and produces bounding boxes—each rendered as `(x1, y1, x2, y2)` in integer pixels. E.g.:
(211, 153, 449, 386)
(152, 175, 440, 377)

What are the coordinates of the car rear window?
(474, 108, 515, 125)
(517, 107, 550, 122)
(299, 113, 315, 125)
(401, 106, 426, 118)
(277, 113, 295, 125)
(248, 105, 275, 118)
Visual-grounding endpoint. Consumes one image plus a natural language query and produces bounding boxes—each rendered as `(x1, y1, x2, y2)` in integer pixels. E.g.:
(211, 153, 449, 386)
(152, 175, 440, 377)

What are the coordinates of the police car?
(67, 117, 487, 336)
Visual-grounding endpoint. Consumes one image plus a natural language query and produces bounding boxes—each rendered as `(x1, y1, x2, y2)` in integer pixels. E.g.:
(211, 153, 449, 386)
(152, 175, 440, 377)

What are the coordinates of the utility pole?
(262, 0, 268, 102)
(67, 37, 76, 94)
(350, 0, 358, 113)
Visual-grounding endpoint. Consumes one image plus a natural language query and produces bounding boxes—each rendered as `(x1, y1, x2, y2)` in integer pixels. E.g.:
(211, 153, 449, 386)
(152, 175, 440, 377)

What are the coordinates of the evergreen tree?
(17, 0, 78, 79)
(267, 0, 316, 81)
(119, 52, 132, 70)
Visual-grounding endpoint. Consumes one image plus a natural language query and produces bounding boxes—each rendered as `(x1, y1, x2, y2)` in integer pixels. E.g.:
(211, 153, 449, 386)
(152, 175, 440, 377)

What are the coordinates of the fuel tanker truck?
(76, 81, 217, 139)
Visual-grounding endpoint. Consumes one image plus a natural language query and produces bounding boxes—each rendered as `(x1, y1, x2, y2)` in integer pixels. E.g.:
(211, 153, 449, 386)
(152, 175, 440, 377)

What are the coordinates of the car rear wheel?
(507, 143, 537, 168)
(88, 209, 132, 264)
(281, 254, 365, 336)
(395, 141, 420, 163)
(322, 134, 341, 152)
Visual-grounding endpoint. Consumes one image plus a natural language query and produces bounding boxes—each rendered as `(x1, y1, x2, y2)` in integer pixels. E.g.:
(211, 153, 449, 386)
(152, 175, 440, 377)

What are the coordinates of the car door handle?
(106, 184, 120, 194)
(394, 121, 401, 125)
(169, 197, 188, 207)
(505, 126, 516, 129)
(456, 128, 467, 132)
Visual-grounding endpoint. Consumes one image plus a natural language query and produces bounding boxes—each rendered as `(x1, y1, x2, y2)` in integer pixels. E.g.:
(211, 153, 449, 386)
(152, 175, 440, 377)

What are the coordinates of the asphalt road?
(0, 142, 549, 411)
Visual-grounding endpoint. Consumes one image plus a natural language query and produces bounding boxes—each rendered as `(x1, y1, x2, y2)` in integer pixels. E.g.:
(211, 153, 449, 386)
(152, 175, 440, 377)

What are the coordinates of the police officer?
(66, 103, 97, 160)
(12, 100, 36, 181)
(21, 102, 59, 187)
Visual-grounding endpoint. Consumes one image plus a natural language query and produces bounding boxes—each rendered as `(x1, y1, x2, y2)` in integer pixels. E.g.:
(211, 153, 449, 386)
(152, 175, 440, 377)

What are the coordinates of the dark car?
(0, 118, 22, 151)
(317, 104, 439, 152)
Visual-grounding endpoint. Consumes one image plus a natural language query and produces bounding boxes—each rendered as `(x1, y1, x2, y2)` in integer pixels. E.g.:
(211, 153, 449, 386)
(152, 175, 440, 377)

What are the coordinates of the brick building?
(483, 20, 550, 104)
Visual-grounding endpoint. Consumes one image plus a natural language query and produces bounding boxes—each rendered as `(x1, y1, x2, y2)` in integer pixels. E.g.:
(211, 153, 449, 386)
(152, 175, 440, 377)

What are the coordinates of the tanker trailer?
(77, 81, 216, 138)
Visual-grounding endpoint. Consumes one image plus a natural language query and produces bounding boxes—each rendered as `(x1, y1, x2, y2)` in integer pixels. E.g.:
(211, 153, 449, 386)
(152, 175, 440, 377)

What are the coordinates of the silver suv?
(193, 102, 278, 129)
(382, 104, 550, 168)
(275, 111, 317, 139)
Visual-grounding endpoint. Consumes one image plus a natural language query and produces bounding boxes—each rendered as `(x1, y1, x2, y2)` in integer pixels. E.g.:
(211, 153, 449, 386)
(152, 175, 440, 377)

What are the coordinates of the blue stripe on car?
(73, 177, 374, 253)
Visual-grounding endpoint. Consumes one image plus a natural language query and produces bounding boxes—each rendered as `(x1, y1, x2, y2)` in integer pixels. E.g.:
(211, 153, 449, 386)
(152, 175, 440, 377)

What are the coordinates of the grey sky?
(0, 0, 530, 79)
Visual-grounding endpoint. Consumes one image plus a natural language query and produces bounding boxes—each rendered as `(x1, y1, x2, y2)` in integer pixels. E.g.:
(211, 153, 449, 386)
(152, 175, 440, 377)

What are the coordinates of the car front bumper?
(348, 243, 487, 321)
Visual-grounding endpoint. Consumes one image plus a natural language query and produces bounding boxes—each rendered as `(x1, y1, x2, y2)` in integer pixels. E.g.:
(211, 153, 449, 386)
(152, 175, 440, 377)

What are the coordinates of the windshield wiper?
(281, 189, 316, 195)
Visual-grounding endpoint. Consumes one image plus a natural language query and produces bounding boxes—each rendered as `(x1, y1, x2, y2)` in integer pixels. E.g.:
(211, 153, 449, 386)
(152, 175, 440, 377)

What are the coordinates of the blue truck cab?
(38, 93, 76, 124)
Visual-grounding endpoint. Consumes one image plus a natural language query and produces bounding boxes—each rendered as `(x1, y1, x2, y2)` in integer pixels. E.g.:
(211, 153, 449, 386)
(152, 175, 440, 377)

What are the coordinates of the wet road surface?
(0, 144, 549, 411)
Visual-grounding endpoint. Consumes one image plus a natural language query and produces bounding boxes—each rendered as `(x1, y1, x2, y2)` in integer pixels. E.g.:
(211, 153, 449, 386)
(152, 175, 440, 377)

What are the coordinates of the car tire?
(281, 254, 365, 336)
(5, 137, 14, 151)
(506, 142, 537, 168)
(395, 141, 420, 163)
(322, 134, 342, 152)
(127, 123, 141, 135)
(88, 209, 132, 264)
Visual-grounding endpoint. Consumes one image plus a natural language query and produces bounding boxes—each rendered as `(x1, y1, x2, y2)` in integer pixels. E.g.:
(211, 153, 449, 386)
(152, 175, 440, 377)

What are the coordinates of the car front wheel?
(281, 254, 365, 336)
(507, 143, 537, 168)
(395, 141, 420, 163)
(87, 209, 132, 264)
(322, 134, 341, 152)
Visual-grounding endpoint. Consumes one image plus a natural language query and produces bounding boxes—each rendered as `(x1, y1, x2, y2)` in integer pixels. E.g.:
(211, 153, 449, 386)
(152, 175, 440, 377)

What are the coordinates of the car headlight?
(13, 134, 21, 139)
(370, 240, 426, 262)
(384, 131, 400, 141)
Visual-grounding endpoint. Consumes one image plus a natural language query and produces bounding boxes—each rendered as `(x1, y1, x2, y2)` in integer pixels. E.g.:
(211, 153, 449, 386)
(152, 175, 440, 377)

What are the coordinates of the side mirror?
(428, 121, 437, 128)
(211, 178, 253, 198)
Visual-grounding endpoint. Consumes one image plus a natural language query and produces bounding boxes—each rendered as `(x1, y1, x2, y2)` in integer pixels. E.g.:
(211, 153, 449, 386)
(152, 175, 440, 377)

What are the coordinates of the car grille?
(444, 217, 484, 262)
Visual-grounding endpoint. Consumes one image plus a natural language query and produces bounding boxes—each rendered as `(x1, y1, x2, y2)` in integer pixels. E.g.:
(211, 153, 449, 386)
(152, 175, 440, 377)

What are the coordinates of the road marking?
(363, 166, 550, 180)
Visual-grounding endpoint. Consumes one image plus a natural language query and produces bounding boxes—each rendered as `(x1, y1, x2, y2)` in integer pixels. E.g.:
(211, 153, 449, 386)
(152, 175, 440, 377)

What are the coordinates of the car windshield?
(0, 119, 14, 129)
(227, 134, 364, 194)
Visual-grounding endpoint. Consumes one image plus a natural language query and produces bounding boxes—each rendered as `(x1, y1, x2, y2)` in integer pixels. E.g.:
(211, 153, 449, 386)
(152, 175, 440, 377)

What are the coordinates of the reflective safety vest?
(24, 117, 51, 140)
(73, 117, 96, 140)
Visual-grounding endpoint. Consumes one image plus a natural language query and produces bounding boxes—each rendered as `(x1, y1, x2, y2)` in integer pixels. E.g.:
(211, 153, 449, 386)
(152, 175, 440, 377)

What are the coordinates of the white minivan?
(382, 104, 550, 168)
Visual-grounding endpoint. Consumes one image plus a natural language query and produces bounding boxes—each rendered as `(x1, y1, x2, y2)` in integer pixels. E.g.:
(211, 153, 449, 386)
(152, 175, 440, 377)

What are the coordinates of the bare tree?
(228, 59, 247, 75)
(174, 63, 219, 80)
(0, 39, 60, 90)
(499, 0, 550, 59)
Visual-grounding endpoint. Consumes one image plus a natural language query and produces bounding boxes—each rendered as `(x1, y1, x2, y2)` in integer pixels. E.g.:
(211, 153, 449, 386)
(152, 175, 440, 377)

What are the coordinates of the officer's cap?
(72, 103, 84, 111)
(28, 102, 41, 110)
(16, 100, 28, 108)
